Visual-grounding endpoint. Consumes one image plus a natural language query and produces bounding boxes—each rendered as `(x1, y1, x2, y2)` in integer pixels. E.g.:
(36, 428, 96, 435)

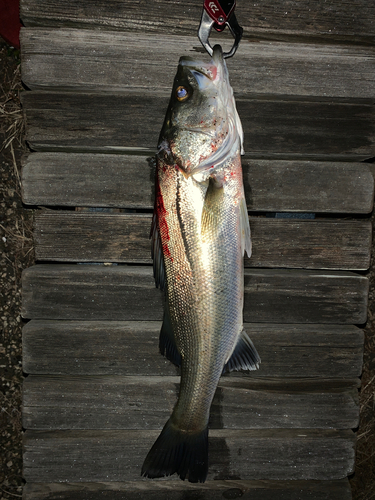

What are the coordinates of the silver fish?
(142, 45, 260, 483)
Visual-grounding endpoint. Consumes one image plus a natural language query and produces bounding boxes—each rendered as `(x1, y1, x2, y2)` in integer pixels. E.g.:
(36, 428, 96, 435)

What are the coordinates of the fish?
(141, 44, 260, 484)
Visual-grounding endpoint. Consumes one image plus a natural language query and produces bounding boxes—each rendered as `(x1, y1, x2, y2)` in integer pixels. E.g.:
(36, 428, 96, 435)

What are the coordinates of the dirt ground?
(0, 39, 374, 499)
(1, 41, 34, 499)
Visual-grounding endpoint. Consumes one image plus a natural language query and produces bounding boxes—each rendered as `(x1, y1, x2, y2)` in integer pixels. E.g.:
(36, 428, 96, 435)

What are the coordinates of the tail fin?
(141, 419, 208, 483)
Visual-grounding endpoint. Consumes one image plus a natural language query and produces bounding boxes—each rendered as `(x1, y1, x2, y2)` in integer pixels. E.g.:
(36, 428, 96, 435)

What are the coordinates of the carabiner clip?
(198, 0, 243, 59)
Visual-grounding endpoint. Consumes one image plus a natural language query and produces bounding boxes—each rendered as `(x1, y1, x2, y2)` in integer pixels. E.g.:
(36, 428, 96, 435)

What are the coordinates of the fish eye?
(176, 86, 189, 102)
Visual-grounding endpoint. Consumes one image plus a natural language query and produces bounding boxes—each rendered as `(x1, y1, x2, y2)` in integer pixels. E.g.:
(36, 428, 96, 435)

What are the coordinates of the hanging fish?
(142, 44, 260, 484)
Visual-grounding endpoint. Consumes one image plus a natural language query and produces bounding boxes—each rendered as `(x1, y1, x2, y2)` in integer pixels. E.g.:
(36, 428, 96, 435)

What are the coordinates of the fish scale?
(142, 45, 260, 483)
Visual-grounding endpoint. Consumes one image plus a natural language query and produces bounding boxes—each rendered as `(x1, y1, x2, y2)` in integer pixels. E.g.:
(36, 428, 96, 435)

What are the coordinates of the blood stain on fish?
(155, 176, 173, 261)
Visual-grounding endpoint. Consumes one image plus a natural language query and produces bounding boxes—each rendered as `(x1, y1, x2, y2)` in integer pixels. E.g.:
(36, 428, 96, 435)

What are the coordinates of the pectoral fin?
(223, 329, 260, 373)
(201, 177, 224, 239)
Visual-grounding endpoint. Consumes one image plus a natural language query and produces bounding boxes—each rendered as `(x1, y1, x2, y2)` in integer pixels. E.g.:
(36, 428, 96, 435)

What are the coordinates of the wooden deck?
(20, 1, 375, 498)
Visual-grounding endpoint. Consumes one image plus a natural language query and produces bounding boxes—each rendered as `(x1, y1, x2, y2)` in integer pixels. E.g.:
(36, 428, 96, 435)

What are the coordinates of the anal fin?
(223, 329, 260, 373)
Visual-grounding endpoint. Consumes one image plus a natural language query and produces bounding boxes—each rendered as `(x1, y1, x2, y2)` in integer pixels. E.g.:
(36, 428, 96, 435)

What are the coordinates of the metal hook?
(198, 2, 243, 59)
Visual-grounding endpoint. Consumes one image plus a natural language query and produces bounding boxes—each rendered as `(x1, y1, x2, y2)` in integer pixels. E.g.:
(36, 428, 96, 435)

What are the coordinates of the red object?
(203, 0, 235, 32)
(0, 0, 21, 49)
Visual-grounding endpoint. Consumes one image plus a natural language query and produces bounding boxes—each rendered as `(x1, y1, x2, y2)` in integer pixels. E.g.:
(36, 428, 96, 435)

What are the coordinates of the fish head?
(159, 45, 243, 178)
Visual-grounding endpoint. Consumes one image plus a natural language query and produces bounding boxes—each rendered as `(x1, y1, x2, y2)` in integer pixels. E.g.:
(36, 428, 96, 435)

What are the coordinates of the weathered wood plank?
(23, 429, 356, 482)
(21, 265, 369, 324)
(21, 479, 354, 500)
(20, 0, 375, 44)
(22, 375, 360, 430)
(21, 91, 375, 159)
(21, 153, 155, 209)
(22, 321, 364, 378)
(21, 153, 375, 213)
(20, 29, 375, 99)
(33, 212, 372, 270)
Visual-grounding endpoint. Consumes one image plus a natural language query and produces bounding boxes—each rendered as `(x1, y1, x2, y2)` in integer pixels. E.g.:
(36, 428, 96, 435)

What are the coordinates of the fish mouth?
(179, 45, 225, 86)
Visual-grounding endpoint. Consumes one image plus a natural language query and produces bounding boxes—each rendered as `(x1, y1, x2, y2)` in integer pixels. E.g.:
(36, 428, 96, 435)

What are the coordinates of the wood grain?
(20, 29, 375, 99)
(21, 265, 369, 324)
(23, 428, 356, 482)
(18, 0, 372, 495)
(21, 91, 375, 159)
(20, 0, 375, 44)
(21, 153, 375, 213)
(22, 479, 353, 500)
(22, 321, 364, 378)
(23, 375, 360, 430)
(33, 211, 372, 270)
